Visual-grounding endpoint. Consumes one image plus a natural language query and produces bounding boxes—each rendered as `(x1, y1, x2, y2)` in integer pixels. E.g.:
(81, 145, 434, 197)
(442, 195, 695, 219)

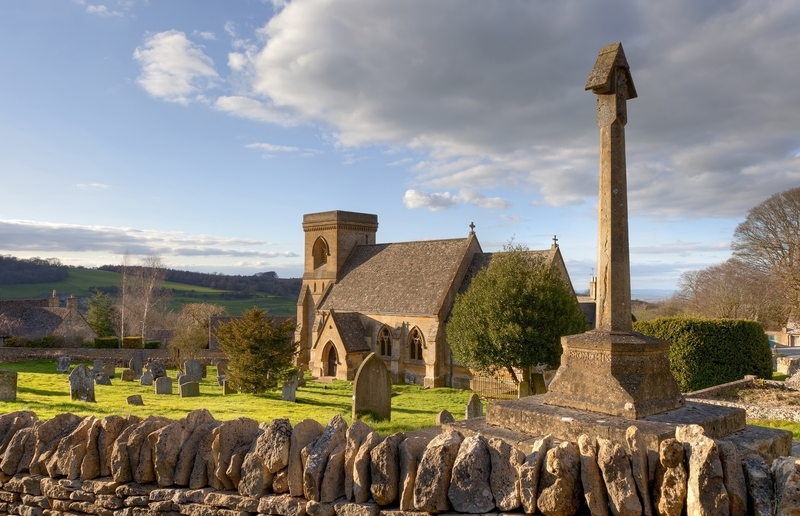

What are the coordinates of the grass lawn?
(168, 291, 296, 316)
(0, 360, 473, 435)
(751, 419, 800, 440)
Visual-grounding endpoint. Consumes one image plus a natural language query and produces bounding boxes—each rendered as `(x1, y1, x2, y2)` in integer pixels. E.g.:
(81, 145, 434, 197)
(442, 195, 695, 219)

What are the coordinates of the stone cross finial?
(469, 222, 475, 235)
(588, 42, 634, 333)
(552, 235, 558, 247)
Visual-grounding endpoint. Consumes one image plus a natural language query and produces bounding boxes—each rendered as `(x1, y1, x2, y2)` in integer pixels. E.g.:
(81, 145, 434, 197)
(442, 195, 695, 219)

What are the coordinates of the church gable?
(319, 237, 476, 316)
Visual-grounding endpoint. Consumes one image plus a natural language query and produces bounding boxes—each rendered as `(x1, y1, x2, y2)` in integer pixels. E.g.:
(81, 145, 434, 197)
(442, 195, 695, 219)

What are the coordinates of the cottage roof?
(319, 237, 473, 316)
(328, 311, 370, 352)
(0, 305, 71, 339)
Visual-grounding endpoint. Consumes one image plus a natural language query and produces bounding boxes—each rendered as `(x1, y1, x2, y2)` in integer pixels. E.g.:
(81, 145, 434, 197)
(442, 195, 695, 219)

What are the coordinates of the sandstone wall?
(0, 409, 797, 516)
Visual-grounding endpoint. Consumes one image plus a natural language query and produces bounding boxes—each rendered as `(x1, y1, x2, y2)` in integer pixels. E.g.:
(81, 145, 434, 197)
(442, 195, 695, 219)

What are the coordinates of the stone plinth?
(544, 331, 684, 419)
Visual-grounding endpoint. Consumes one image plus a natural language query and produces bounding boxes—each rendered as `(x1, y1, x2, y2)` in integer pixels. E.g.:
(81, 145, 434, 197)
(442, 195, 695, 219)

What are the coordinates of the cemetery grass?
(0, 360, 473, 435)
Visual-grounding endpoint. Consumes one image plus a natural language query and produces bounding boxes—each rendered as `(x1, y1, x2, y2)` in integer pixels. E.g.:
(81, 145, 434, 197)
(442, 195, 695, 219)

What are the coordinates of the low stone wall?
(0, 348, 226, 368)
(685, 376, 800, 423)
(0, 409, 798, 516)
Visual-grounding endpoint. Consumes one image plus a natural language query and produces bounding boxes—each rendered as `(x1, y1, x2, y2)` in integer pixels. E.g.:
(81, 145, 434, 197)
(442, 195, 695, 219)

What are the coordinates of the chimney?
(66, 296, 78, 311)
(589, 277, 597, 300)
(48, 291, 59, 308)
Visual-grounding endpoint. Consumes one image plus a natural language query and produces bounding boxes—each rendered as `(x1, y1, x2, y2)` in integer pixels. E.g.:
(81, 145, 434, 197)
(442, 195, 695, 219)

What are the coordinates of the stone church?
(295, 210, 576, 388)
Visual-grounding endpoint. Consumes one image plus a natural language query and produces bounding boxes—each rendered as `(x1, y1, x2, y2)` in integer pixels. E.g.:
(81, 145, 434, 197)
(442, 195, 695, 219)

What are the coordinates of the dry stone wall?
(0, 410, 797, 516)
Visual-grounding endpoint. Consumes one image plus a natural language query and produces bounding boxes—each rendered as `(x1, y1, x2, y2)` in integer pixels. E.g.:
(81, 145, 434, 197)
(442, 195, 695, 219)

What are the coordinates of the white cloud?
(133, 30, 219, 105)
(76, 183, 109, 189)
(193, 31, 216, 41)
(246, 143, 301, 153)
(214, 96, 296, 125)
(403, 188, 510, 211)
(0, 220, 296, 260)
(386, 157, 414, 167)
(228, 52, 247, 72)
(86, 4, 123, 17)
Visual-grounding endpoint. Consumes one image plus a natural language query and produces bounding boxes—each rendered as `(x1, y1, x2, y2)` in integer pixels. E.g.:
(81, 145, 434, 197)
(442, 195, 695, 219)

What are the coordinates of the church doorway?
(325, 343, 338, 377)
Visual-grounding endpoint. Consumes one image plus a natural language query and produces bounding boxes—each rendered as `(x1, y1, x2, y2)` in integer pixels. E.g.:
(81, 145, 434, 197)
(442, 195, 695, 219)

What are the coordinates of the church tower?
(295, 211, 378, 367)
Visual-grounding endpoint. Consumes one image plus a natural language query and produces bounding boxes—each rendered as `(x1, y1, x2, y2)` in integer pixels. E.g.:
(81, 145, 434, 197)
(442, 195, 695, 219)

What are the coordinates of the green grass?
(0, 268, 296, 316)
(752, 419, 800, 440)
(773, 372, 789, 381)
(0, 360, 473, 434)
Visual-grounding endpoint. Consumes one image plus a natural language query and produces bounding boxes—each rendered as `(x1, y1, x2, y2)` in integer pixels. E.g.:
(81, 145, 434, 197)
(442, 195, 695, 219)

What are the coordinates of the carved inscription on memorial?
(568, 350, 612, 363)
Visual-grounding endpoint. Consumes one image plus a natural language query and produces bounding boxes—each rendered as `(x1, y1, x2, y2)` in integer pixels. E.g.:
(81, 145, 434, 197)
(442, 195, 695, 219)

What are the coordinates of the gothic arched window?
(312, 237, 328, 269)
(379, 327, 392, 357)
(409, 328, 424, 361)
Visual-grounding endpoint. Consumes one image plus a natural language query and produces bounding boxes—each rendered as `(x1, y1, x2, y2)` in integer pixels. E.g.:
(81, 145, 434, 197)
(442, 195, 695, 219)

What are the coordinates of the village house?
(0, 292, 97, 346)
(294, 210, 577, 388)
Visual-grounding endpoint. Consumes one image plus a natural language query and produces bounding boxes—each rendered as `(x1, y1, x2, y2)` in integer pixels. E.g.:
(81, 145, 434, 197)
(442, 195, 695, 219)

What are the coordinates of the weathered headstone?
(184, 360, 203, 382)
(94, 372, 112, 385)
(140, 372, 154, 386)
(0, 370, 17, 401)
(180, 381, 200, 398)
(223, 380, 237, 395)
(282, 379, 298, 402)
(57, 356, 71, 373)
(103, 364, 115, 378)
(127, 395, 143, 406)
(129, 351, 144, 378)
(517, 380, 531, 398)
(148, 360, 166, 379)
(352, 352, 392, 421)
(531, 372, 547, 394)
(92, 360, 104, 373)
(154, 376, 173, 395)
(216, 359, 229, 376)
(465, 393, 483, 419)
(217, 374, 227, 386)
(69, 364, 96, 402)
(178, 373, 192, 385)
(121, 369, 135, 382)
(544, 42, 684, 419)
(436, 410, 455, 425)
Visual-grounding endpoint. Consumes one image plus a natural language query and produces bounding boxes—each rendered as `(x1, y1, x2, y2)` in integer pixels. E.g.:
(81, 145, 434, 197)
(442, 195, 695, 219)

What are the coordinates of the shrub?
(121, 336, 144, 349)
(634, 316, 772, 392)
(94, 337, 119, 349)
(10, 335, 61, 348)
(144, 340, 161, 349)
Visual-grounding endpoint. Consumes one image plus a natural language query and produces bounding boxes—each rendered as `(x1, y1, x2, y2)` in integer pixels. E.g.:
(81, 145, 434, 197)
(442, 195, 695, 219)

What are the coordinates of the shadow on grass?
(18, 386, 66, 397)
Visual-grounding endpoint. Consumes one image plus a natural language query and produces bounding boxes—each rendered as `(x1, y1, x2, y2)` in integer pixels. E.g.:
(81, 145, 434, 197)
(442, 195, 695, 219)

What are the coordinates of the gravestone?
(0, 370, 17, 401)
(184, 360, 203, 381)
(531, 372, 547, 394)
(56, 356, 71, 373)
(180, 381, 200, 398)
(223, 380, 237, 395)
(282, 379, 298, 402)
(518, 380, 531, 398)
(352, 352, 392, 421)
(465, 393, 483, 419)
(295, 369, 306, 387)
(436, 410, 455, 425)
(92, 360, 104, 373)
(103, 364, 115, 378)
(140, 372, 154, 386)
(154, 376, 173, 395)
(129, 351, 144, 379)
(69, 364, 96, 402)
(94, 372, 111, 385)
(121, 369, 135, 382)
(148, 360, 166, 379)
(215, 359, 229, 377)
(217, 374, 227, 386)
(178, 374, 192, 385)
(127, 395, 143, 406)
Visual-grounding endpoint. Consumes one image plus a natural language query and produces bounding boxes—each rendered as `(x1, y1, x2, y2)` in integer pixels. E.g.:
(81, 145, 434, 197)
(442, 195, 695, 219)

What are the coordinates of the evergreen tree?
(86, 291, 117, 337)
(214, 307, 297, 393)
(446, 244, 586, 384)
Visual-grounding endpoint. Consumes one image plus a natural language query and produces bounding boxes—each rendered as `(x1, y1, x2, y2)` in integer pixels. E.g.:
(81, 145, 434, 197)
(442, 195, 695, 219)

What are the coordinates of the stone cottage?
(0, 292, 97, 345)
(295, 210, 576, 388)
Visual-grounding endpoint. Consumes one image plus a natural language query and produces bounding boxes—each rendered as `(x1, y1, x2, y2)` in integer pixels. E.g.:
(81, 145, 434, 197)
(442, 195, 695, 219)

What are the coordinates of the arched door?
(326, 344, 338, 377)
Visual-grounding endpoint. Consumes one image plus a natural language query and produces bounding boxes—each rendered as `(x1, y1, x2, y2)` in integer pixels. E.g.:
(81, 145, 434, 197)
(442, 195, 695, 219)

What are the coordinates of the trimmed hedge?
(144, 340, 161, 349)
(634, 316, 772, 392)
(121, 336, 143, 349)
(93, 337, 119, 349)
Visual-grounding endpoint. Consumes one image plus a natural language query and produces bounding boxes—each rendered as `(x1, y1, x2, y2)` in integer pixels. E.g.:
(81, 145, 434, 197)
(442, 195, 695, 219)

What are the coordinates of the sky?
(1, 0, 799, 294)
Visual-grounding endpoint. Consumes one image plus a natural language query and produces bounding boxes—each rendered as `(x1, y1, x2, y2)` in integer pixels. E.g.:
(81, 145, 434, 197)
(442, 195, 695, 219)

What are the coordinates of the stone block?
(0, 369, 17, 401)
(121, 370, 135, 382)
(103, 365, 116, 378)
(179, 382, 200, 398)
(154, 377, 173, 395)
(95, 372, 112, 385)
(127, 395, 144, 406)
(223, 381, 237, 395)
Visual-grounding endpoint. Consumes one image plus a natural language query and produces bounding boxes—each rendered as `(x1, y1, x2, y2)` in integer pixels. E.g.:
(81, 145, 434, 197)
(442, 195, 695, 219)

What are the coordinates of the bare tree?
(132, 252, 168, 342)
(114, 252, 132, 343)
(732, 187, 800, 312)
(169, 303, 226, 367)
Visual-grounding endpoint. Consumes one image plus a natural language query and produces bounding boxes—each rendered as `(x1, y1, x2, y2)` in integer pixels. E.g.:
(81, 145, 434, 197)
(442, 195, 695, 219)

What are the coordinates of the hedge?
(121, 336, 143, 349)
(93, 337, 119, 349)
(633, 316, 772, 392)
(144, 340, 161, 349)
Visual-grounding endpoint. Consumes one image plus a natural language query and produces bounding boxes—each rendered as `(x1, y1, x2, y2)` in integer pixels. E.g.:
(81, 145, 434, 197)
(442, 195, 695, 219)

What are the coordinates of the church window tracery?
(379, 327, 392, 357)
(409, 328, 424, 361)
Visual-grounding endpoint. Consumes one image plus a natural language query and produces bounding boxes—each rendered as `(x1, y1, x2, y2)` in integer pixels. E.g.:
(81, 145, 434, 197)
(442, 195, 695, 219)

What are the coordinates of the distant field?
(0, 268, 296, 316)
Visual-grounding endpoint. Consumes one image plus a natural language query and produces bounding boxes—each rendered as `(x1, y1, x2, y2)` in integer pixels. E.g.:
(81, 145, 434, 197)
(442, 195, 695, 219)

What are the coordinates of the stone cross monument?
(544, 43, 684, 419)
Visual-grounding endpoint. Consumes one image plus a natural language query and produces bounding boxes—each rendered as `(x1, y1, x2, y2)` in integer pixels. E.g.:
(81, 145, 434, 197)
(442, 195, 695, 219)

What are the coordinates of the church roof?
(328, 311, 370, 352)
(319, 237, 473, 316)
(457, 248, 558, 294)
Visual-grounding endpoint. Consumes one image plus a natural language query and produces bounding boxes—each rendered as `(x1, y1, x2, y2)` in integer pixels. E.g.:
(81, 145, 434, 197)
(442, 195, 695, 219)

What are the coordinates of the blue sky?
(1, 0, 799, 293)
